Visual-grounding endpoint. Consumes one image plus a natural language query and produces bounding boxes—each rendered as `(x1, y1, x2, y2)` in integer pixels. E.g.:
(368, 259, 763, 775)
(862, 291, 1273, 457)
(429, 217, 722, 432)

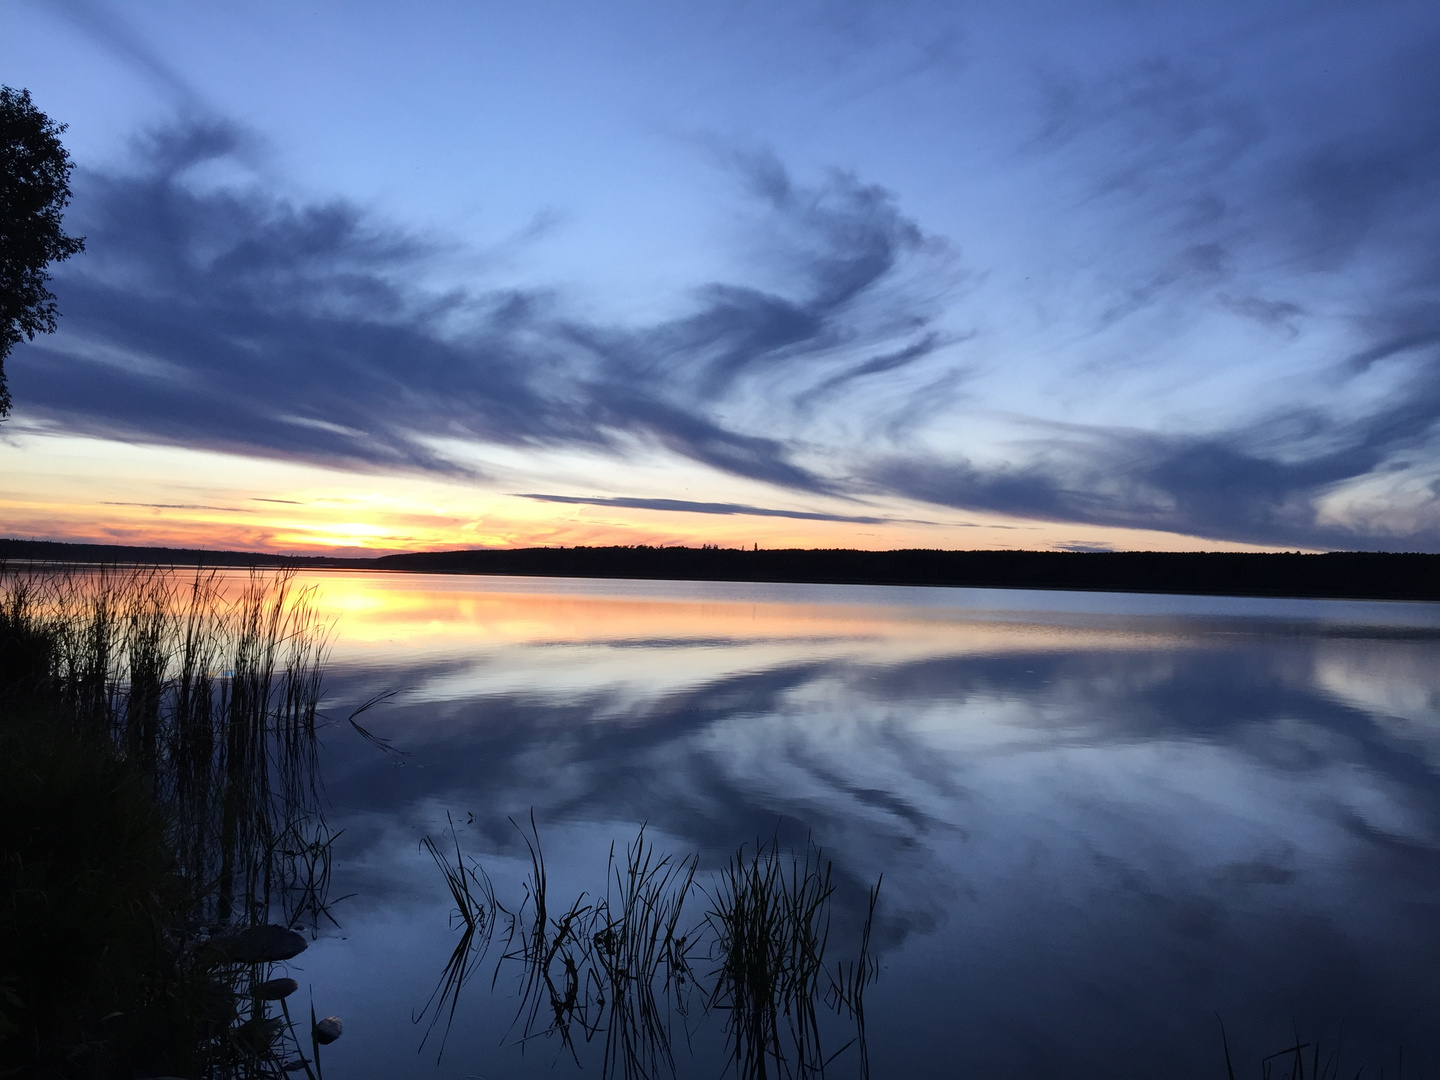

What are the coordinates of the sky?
(3, 1, 1439, 556)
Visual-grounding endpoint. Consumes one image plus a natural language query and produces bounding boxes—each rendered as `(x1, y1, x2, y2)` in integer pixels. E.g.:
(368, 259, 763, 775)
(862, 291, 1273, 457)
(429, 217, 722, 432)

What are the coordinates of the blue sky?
(3, 1, 1439, 554)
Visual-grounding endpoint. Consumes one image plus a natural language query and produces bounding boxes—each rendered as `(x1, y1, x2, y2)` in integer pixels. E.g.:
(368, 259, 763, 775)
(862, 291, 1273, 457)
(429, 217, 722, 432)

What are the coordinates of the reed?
(1220, 1019, 1385, 1080)
(704, 837, 880, 1080)
(486, 818, 702, 1077)
(0, 562, 340, 1079)
(592, 827, 700, 1080)
(415, 813, 499, 1061)
(498, 811, 603, 1065)
(422, 819, 880, 1080)
(823, 875, 880, 1079)
(2, 564, 335, 924)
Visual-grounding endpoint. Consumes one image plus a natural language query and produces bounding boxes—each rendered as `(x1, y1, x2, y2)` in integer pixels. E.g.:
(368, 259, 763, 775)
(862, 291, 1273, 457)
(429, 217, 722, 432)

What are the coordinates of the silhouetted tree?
(1, 86, 85, 418)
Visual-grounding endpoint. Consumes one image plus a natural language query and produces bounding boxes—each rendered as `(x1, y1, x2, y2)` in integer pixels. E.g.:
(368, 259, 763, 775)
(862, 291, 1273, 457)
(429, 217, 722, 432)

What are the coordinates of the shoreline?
(5, 537, 1440, 603)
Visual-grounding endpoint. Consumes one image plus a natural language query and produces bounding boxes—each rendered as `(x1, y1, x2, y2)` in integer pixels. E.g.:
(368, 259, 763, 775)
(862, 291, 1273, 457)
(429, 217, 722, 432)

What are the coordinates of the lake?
(284, 572, 1440, 1078)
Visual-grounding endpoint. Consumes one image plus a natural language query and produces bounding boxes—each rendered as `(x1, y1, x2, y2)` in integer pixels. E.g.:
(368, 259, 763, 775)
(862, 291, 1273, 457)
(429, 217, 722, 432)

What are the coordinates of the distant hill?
(6, 537, 1439, 601)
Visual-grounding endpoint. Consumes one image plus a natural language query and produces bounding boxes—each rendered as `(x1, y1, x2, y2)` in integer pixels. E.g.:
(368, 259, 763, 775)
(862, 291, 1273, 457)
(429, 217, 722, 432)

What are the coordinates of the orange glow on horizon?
(293, 571, 1198, 672)
(0, 430, 1300, 557)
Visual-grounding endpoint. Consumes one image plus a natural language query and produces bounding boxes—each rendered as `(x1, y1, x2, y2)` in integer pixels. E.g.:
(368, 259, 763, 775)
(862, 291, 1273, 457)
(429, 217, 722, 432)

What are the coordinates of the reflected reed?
(706, 841, 880, 1080)
(419, 818, 880, 1080)
(415, 814, 498, 1061)
(1221, 1020, 1387, 1080)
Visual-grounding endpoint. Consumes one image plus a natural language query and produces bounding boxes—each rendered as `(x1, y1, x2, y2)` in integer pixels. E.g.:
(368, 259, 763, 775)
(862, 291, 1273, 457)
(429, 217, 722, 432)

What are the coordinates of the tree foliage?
(0, 86, 85, 418)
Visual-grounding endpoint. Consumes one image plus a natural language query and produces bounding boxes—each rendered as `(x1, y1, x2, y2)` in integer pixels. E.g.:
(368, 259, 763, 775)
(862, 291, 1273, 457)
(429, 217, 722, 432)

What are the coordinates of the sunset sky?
(3, 1, 1439, 556)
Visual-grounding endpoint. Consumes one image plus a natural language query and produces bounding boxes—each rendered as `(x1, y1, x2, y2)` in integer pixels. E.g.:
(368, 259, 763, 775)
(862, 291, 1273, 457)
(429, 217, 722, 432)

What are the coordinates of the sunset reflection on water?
(87, 568, 1440, 1079)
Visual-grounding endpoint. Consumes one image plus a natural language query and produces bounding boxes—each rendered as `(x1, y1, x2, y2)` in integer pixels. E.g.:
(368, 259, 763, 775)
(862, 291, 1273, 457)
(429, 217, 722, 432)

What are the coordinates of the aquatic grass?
(1217, 1016, 1398, 1080)
(823, 876, 880, 1079)
(485, 817, 702, 1076)
(705, 837, 875, 1080)
(415, 813, 499, 1061)
(0, 562, 345, 1079)
(592, 828, 701, 1080)
(499, 811, 602, 1065)
(0, 563, 336, 927)
(344, 687, 408, 757)
(420, 818, 880, 1080)
(1256, 1039, 1347, 1080)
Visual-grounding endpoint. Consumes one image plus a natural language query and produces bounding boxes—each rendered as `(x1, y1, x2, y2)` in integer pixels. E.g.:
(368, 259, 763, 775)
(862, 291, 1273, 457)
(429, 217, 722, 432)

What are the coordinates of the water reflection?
(290, 575, 1440, 1078)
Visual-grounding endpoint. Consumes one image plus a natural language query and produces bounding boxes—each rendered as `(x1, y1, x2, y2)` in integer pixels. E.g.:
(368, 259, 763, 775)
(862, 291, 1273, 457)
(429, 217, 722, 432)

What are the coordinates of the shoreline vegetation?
(0, 564, 342, 1079)
(4, 538, 1440, 601)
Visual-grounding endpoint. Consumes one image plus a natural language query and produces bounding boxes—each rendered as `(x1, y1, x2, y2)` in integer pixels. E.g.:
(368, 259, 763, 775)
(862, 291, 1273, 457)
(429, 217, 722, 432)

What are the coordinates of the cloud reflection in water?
(297, 575, 1440, 1078)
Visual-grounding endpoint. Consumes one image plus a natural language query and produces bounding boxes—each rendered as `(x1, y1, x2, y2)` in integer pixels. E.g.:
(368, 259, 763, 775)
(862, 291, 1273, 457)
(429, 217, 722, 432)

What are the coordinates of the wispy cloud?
(102, 500, 252, 512)
(867, 390, 1440, 549)
(13, 4, 1440, 552)
(516, 492, 944, 527)
(15, 125, 944, 497)
(54, 0, 210, 113)
(957, 27, 1440, 549)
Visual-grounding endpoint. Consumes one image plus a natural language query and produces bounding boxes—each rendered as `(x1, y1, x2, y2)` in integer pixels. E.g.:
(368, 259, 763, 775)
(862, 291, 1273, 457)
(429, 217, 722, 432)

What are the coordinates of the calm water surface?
(285, 573, 1440, 1078)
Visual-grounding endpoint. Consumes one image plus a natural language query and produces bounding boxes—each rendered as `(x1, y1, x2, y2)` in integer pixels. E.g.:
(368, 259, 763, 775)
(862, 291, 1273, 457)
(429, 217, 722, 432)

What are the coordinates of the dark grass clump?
(485, 817, 701, 1080)
(1220, 1019, 1401, 1080)
(705, 839, 878, 1080)
(0, 563, 342, 1079)
(592, 827, 700, 1080)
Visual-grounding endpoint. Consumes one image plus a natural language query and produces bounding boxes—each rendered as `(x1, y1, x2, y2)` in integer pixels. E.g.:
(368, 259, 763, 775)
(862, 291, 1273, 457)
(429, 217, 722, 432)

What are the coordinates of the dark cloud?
(868, 380, 1440, 550)
(1218, 294, 1303, 332)
(984, 22, 1440, 549)
(517, 492, 940, 526)
(102, 501, 251, 512)
(795, 331, 955, 411)
(1098, 242, 1231, 327)
(13, 125, 942, 496)
(1281, 61, 1440, 272)
(1033, 21, 1440, 323)
(55, 0, 209, 113)
(565, 149, 945, 406)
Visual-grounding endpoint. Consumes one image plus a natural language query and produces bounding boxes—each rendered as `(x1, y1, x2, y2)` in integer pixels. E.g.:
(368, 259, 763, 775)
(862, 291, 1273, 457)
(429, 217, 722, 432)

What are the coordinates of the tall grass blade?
(415, 813, 498, 1062)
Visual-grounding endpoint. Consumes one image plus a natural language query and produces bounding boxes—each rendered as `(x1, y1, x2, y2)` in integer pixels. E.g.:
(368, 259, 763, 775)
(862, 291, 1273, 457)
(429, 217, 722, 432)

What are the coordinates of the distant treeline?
(0, 538, 347, 568)
(5, 537, 1440, 601)
(374, 546, 1440, 601)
